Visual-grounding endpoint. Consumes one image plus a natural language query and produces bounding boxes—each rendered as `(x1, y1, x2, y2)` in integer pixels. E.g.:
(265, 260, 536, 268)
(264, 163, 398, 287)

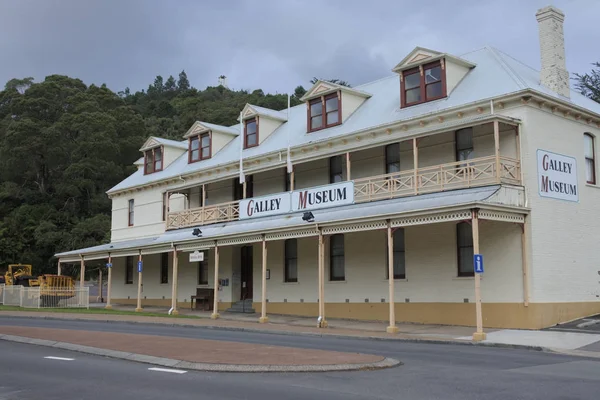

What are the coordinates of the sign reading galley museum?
(537, 149, 578, 202)
(239, 181, 354, 220)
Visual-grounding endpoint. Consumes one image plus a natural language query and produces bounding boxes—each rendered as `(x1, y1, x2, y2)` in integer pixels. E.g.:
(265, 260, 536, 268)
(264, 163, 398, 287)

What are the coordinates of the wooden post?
(472, 210, 486, 341)
(243, 181, 247, 199)
(318, 230, 327, 328)
(259, 236, 269, 323)
(57, 261, 62, 276)
(386, 221, 399, 333)
(79, 257, 85, 289)
(98, 268, 103, 303)
(171, 249, 180, 315)
(413, 138, 419, 194)
(135, 252, 143, 312)
(494, 120, 501, 183)
(521, 216, 530, 307)
(346, 152, 351, 181)
(201, 185, 206, 224)
(515, 124, 522, 183)
(165, 191, 170, 226)
(290, 169, 295, 191)
(105, 254, 113, 310)
(211, 244, 220, 319)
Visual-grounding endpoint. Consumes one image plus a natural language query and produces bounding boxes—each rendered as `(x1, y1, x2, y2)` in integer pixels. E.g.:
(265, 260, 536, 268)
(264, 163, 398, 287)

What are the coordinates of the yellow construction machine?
(2, 264, 75, 307)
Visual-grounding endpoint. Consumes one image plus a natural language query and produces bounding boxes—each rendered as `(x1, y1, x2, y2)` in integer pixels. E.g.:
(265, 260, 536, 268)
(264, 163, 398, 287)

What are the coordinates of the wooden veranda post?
(346, 152, 351, 181)
(57, 261, 62, 276)
(135, 252, 143, 312)
(259, 236, 269, 323)
(521, 216, 530, 307)
(105, 254, 113, 310)
(472, 209, 486, 341)
(211, 244, 220, 319)
(386, 221, 399, 334)
(494, 120, 501, 183)
(413, 138, 419, 194)
(318, 230, 327, 328)
(79, 257, 85, 289)
(171, 248, 179, 315)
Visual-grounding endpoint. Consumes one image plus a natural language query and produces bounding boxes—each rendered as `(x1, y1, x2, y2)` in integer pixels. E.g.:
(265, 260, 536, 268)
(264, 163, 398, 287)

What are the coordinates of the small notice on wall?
(189, 250, 204, 262)
(537, 149, 578, 202)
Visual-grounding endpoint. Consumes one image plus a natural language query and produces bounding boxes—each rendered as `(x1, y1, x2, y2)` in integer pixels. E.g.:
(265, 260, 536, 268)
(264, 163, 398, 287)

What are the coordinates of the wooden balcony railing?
(166, 155, 521, 229)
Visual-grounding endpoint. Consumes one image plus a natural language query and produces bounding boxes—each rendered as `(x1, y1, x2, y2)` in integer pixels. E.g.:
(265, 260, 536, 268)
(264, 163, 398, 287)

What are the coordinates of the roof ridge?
(354, 74, 397, 89)
(485, 46, 529, 89)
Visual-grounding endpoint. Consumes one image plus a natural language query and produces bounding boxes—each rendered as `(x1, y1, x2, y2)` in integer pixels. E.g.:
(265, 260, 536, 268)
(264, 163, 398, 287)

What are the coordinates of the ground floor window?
(125, 256, 133, 284)
(198, 252, 209, 285)
(457, 222, 474, 276)
(329, 234, 345, 281)
(386, 228, 406, 279)
(160, 253, 169, 284)
(284, 239, 298, 282)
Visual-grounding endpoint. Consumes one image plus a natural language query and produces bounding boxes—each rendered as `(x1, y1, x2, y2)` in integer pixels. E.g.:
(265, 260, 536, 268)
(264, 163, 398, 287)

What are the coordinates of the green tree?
(177, 70, 191, 91)
(574, 62, 600, 104)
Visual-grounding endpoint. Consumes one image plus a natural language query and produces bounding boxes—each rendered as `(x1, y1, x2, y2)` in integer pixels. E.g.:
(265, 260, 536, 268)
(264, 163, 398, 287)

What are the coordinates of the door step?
(226, 299, 255, 313)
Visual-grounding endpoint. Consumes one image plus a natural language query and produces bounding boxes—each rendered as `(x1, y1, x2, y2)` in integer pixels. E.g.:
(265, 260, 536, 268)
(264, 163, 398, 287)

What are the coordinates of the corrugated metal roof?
(250, 105, 288, 121)
(56, 185, 501, 257)
(154, 137, 188, 150)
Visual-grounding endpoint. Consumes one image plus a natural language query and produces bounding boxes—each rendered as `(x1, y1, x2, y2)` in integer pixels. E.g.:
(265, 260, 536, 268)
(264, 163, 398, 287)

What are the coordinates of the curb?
(0, 333, 401, 373)
(0, 314, 549, 353)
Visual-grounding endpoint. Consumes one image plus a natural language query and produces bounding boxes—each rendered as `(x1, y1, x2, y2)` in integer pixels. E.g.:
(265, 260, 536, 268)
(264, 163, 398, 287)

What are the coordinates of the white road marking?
(44, 356, 74, 361)
(148, 367, 187, 374)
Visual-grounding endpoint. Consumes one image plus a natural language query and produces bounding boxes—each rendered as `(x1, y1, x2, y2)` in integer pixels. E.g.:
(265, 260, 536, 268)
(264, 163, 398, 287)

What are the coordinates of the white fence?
(1, 286, 89, 309)
(0, 284, 4, 304)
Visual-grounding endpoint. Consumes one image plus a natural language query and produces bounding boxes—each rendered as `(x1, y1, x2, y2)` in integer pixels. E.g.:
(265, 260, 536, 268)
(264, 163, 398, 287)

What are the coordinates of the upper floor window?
(308, 93, 341, 132)
(401, 61, 446, 108)
(385, 143, 400, 174)
(457, 222, 474, 277)
(329, 155, 343, 183)
(584, 133, 596, 184)
(144, 146, 163, 174)
(189, 132, 211, 162)
(128, 199, 134, 226)
(233, 175, 253, 200)
(244, 118, 258, 149)
(455, 128, 474, 164)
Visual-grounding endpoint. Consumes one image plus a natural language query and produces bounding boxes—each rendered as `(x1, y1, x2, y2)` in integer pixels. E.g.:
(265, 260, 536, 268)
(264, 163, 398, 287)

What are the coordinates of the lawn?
(0, 305, 198, 319)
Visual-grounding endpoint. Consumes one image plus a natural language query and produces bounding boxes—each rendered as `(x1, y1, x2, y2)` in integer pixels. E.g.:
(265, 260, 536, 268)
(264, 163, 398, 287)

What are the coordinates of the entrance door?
(240, 245, 253, 300)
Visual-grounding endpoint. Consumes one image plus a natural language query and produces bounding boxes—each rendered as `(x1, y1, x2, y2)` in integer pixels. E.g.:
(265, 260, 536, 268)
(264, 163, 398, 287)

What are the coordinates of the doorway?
(240, 245, 253, 300)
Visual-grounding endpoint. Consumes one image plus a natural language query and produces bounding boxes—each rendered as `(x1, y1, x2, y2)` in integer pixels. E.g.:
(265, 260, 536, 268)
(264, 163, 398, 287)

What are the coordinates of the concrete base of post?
(171, 310, 179, 316)
(210, 313, 220, 320)
(318, 319, 328, 328)
(258, 316, 269, 324)
(472, 332, 487, 342)
(135, 307, 143, 313)
(386, 326, 399, 334)
(104, 305, 113, 310)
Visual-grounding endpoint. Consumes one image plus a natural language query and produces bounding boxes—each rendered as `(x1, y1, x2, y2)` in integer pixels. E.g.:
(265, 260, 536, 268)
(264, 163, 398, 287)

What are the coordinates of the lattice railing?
(167, 201, 240, 229)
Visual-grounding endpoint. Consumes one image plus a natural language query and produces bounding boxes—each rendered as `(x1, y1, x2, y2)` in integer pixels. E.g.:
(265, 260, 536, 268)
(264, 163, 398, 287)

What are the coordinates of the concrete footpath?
(2, 308, 600, 359)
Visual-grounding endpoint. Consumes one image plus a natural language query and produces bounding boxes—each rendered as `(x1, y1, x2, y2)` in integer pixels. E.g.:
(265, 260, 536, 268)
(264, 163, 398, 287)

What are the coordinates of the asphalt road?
(0, 317, 600, 400)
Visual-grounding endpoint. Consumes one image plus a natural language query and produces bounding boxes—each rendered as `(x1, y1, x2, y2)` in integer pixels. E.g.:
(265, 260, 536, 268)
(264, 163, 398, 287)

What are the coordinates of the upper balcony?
(166, 120, 522, 230)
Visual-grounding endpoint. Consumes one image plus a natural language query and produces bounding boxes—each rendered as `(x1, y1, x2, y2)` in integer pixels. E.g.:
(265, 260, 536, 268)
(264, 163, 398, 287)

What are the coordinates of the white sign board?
(239, 192, 291, 219)
(189, 250, 204, 262)
(291, 181, 354, 212)
(537, 149, 578, 202)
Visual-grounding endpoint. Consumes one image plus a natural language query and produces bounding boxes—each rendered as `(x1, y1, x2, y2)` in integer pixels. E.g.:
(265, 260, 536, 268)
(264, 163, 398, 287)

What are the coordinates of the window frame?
(128, 199, 134, 227)
(198, 251, 209, 285)
(188, 132, 211, 163)
(456, 222, 474, 277)
(400, 60, 447, 108)
(284, 238, 298, 283)
(307, 91, 342, 133)
(144, 146, 164, 175)
(584, 133, 596, 185)
(160, 253, 169, 284)
(125, 256, 133, 284)
(244, 117, 259, 149)
(386, 228, 406, 280)
(329, 234, 345, 281)
(329, 155, 343, 183)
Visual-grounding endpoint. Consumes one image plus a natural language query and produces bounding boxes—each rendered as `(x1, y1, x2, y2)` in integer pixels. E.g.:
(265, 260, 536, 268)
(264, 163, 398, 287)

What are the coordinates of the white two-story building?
(56, 6, 600, 339)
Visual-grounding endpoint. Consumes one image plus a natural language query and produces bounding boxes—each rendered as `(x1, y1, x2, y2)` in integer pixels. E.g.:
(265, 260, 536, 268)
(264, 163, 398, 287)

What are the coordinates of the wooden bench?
(191, 288, 214, 311)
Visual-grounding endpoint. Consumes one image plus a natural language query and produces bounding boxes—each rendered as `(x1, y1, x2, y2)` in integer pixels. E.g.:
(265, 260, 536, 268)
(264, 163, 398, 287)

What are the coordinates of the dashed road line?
(44, 356, 74, 361)
(148, 367, 187, 374)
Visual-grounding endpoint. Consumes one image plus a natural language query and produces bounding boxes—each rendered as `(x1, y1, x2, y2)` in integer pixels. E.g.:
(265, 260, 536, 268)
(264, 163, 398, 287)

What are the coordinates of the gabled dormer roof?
(238, 104, 288, 122)
(139, 136, 188, 152)
(300, 80, 372, 102)
(392, 46, 476, 73)
(183, 121, 239, 139)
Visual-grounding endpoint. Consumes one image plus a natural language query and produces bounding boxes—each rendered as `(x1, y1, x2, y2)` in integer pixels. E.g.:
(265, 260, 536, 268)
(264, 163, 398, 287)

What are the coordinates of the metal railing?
(2, 285, 23, 306)
(166, 155, 521, 229)
(1, 286, 89, 309)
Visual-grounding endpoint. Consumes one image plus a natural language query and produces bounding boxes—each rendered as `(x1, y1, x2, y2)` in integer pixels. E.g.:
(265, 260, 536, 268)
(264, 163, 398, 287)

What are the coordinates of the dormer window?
(401, 61, 446, 108)
(144, 146, 163, 175)
(244, 118, 258, 149)
(308, 92, 341, 132)
(189, 132, 211, 163)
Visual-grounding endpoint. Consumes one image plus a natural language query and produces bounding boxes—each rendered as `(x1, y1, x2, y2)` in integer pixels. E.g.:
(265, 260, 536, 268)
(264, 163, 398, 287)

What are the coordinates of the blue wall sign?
(137, 260, 143, 273)
(106, 263, 112, 268)
(474, 254, 484, 274)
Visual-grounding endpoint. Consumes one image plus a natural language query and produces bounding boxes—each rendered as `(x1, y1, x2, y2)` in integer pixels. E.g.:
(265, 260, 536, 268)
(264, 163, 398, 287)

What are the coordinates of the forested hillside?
(0, 72, 308, 275)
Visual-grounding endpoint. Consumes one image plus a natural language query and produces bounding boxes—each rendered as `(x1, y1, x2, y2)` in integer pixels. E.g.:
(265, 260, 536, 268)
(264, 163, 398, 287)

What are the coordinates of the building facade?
(56, 6, 600, 338)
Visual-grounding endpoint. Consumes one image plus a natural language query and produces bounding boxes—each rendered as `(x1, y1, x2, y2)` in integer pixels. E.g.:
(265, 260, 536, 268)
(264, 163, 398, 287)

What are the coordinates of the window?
(198, 252, 209, 285)
(162, 192, 168, 221)
(144, 146, 163, 174)
(125, 256, 133, 284)
(308, 92, 341, 132)
(285, 168, 292, 192)
(385, 143, 400, 174)
(284, 239, 298, 283)
(455, 128, 474, 164)
(189, 132, 211, 162)
(128, 199, 134, 226)
(160, 253, 169, 284)
(244, 118, 258, 148)
(585, 133, 596, 184)
(386, 228, 406, 279)
(233, 175, 253, 200)
(329, 234, 345, 281)
(401, 61, 446, 108)
(457, 222, 474, 277)
(329, 155, 343, 183)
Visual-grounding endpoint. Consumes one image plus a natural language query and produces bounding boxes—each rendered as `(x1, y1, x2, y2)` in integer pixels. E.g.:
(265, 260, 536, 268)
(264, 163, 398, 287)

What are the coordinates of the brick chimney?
(535, 5, 570, 98)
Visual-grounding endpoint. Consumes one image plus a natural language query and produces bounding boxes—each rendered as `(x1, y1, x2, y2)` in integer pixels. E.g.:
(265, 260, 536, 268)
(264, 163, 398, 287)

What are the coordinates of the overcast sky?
(0, 0, 597, 95)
